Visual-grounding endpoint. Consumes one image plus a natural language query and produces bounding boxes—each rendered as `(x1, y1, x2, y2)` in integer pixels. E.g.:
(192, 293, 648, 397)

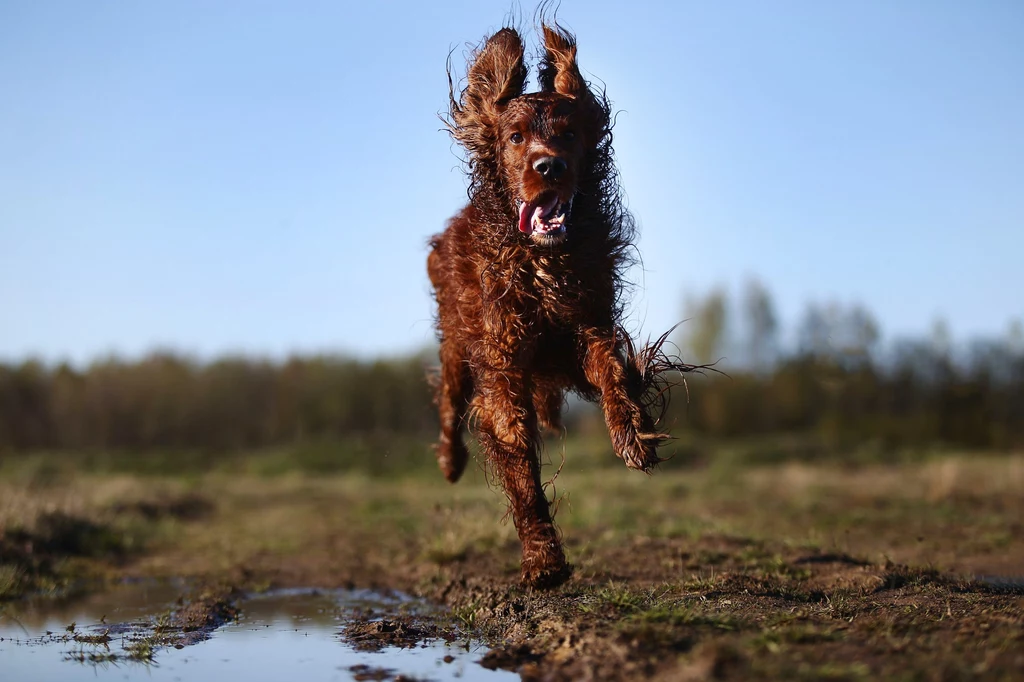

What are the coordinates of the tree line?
(0, 353, 435, 451)
(670, 280, 1024, 452)
(1, 284, 1021, 455)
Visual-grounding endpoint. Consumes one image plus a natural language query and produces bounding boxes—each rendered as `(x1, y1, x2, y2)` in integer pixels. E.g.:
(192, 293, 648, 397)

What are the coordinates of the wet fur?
(428, 23, 685, 588)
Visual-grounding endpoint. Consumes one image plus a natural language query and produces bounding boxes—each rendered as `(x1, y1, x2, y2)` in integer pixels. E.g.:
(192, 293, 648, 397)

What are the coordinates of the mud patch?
(345, 618, 430, 651)
(413, 536, 1024, 681)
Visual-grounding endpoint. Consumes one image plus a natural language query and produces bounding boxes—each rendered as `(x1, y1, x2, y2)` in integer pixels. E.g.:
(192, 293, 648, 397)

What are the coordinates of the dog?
(428, 22, 681, 588)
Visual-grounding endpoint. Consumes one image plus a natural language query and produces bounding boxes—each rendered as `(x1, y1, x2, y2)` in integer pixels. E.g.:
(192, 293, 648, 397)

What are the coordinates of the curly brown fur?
(428, 21, 699, 589)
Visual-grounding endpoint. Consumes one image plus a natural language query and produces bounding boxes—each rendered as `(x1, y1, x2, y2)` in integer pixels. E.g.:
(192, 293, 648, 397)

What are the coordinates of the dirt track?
(2, 454, 1023, 679)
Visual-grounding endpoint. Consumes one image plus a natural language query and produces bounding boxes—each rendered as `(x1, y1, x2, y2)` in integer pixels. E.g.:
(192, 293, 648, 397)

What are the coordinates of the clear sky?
(2, 1, 1022, 364)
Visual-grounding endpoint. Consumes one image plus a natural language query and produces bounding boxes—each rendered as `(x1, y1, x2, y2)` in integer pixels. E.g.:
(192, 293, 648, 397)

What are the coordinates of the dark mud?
(201, 531, 1024, 680)
(393, 536, 1024, 681)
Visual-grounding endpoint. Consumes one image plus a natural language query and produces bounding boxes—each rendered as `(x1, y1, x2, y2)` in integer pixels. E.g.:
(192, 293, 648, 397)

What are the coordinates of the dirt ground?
(1, 452, 1022, 680)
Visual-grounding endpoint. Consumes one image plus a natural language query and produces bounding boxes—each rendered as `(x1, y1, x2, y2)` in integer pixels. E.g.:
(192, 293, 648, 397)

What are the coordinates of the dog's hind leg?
(434, 340, 472, 483)
(532, 378, 564, 435)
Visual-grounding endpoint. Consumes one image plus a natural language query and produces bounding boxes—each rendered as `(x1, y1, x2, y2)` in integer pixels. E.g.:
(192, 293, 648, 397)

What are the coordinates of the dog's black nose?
(533, 156, 567, 180)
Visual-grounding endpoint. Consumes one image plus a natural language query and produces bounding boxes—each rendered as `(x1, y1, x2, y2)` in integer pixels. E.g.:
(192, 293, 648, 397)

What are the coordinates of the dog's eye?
(562, 130, 575, 141)
(510, 132, 524, 145)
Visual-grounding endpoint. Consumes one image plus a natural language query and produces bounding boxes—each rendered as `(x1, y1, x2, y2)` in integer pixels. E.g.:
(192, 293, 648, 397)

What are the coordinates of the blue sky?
(1, 1, 1022, 364)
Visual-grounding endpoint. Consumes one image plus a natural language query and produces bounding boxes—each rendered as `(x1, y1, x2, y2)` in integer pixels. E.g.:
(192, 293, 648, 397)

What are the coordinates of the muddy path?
(2, 455, 1023, 679)
(225, 527, 1023, 681)
(411, 537, 1024, 680)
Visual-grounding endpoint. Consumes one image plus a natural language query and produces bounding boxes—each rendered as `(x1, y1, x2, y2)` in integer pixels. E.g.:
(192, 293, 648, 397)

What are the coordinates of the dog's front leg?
(473, 368, 570, 588)
(580, 329, 664, 472)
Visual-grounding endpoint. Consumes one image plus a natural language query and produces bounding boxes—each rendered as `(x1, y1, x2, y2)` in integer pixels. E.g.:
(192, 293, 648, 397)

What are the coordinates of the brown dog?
(428, 23, 679, 588)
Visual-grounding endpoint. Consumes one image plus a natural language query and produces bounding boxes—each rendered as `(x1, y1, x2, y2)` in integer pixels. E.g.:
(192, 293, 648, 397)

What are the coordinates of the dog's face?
(449, 25, 607, 247)
(499, 93, 590, 246)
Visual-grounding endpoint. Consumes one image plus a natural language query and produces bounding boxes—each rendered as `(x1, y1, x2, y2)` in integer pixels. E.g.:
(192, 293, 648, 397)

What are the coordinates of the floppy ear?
(449, 28, 527, 157)
(538, 24, 587, 99)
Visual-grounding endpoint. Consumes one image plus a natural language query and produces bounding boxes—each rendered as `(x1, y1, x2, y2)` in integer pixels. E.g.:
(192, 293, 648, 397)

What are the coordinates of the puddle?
(973, 575, 1024, 592)
(0, 583, 518, 681)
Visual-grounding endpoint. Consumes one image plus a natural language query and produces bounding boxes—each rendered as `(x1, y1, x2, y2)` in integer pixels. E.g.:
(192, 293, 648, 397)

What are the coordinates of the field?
(1, 443, 1022, 680)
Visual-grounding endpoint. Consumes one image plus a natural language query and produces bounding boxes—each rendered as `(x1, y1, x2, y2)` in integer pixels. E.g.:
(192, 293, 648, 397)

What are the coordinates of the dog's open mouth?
(517, 191, 572, 242)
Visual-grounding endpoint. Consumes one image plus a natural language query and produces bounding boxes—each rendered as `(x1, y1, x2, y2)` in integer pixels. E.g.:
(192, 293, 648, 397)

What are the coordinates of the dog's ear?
(449, 28, 527, 155)
(539, 24, 606, 142)
(538, 24, 587, 99)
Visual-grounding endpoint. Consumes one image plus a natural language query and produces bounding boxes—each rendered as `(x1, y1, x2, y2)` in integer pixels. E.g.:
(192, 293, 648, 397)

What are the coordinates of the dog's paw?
(520, 550, 572, 590)
(614, 429, 670, 473)
(434, 436, 469, 483)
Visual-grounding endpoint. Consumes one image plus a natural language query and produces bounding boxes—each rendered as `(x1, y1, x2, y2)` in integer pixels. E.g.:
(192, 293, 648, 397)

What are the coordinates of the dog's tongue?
(518, 195, 559, 234)
(517, 202, 533, 234)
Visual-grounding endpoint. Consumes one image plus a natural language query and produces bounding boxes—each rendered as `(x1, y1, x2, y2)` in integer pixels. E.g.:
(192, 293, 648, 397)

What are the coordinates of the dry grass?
(2, 452, 1023, 680)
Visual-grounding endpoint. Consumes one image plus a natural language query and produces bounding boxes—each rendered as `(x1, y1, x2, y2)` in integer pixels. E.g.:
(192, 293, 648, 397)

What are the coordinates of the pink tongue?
(518, 195, 560, 234)
(518, 202, 533, 234)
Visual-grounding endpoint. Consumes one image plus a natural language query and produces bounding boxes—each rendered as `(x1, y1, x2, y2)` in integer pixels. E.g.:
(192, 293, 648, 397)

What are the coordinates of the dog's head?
(449, 25, 608, 247)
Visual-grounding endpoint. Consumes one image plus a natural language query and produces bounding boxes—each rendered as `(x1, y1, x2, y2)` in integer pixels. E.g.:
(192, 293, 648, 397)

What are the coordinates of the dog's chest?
(524, 257, 587, 326)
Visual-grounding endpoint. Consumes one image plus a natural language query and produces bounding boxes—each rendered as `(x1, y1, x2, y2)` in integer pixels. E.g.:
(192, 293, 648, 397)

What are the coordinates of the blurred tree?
(798, 302, 878, 366)
(930, 318, 952, 358)
(683, 287, 729, 365)
(797, 303, 831, 358)
(1008, 318, 1023, 356)
(742, 278, 778, 372)
(841, 304, 880, 365)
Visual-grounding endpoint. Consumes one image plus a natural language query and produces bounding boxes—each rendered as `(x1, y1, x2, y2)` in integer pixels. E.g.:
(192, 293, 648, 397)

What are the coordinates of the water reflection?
(0, 583, 517, 681)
